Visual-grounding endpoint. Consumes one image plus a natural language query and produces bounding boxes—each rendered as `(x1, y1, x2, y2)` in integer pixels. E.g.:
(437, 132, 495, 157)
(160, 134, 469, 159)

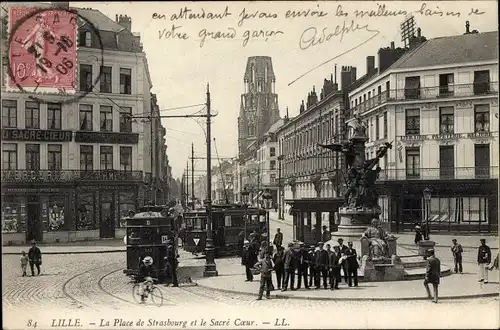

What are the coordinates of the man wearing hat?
(242, 240, 257, 282)
(273, 228, 283, 249)
(296, 242, 310, 290)
(28, 240, 42, 276)
(451, 239, 463, 274)
(336, 238, 349, 283)
(345, 241, 359, 287)
(282, 242, 297, 291)
(164, 239, 179, 287)
(315, 242, 329, 289)
(477, 238, 491, 283)
(423, 249, 440, 303)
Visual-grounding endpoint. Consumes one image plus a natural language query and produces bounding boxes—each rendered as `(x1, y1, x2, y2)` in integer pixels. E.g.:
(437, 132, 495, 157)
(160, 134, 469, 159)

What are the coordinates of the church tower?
(238, 56, 280, 160)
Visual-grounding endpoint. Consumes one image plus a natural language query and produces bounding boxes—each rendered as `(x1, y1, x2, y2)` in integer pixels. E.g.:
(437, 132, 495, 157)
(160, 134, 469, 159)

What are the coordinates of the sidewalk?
(2, 239, 126, 255)
(195, 259, 499, 301)
(268, 213, 498, 249)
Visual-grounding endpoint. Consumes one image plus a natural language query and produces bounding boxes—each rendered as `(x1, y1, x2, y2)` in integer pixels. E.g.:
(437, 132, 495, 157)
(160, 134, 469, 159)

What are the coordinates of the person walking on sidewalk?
(273, 228, 283, 249)
(255, 253, 274, 300)
(478, 238, 492, 283)
(424, 249, 440, 303)
(28, 240, 42, 276)
(451, 239, 463, 274)
(242, 240, 257, 282)
(272, 246, 285, 289)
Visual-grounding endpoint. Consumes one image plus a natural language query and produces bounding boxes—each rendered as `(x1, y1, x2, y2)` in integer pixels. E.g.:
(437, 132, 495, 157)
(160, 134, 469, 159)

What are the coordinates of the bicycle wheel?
(132, 284, 142, 304)
(150, 286, 164, 307)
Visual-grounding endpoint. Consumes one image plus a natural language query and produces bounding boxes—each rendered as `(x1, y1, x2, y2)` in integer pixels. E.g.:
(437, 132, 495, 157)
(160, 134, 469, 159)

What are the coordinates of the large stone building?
(237, 56, 280, 161)
(350, 26, 498, 233)
(1, 3, 171, 244)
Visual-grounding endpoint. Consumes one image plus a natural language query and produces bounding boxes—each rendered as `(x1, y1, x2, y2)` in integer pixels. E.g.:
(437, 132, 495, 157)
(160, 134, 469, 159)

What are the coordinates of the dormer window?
(85, 32, 92, 47)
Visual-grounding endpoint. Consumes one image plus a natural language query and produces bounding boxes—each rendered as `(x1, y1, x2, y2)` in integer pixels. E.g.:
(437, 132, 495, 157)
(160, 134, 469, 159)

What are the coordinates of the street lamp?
(423, 188, 432, 240)
(262, 188, 273, 246)
(241, 187, 250, 240)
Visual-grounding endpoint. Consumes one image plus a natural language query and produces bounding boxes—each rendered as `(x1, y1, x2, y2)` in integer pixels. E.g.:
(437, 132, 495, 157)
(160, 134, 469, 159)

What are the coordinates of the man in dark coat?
(272, 246, 285, 289)
(273, 228, 283, 248)
(237, 230, 246, 256)
(255, 253, 274, 300)
(308, 247, 317, 288)
(329, 246, 342, 290)
(28, 240, 42, 276)
(315, 242, 329, 289)
(336, 238, 349, 283)
(345, 241, 359, 287)
(451, 239, 463, 274)
(296, 242, 310, 289)
(423, 249, 441, 303)
(242, 240, 257, 281)
(164, 240, 179, 287)
(282, 243, 296, 291)
(478, 238, 492, 283)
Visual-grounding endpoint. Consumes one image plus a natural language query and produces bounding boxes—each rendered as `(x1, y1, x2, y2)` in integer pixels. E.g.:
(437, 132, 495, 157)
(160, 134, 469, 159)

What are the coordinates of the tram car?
(181, 204, 266, 257)
(123, 205, 179, 282)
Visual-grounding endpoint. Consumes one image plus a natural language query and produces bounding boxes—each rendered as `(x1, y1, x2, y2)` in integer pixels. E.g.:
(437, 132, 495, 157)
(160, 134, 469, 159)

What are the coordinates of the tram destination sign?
(1, 129, 73, 142)
(75, 131, 139, 144)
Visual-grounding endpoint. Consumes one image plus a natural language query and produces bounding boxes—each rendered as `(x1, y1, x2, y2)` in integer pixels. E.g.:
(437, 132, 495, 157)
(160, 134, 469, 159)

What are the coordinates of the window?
(79, 104, 93, 131)
(100, 146, 113, 170)
(85, 31, 92, 47)
(79, 64, 93, 92)
(47, 103, 62, 129)
(120, 146, 132, 171)
(80, 145, 93, 171)
(270, 160, 276, 170)
(405, 109, 420, 135)
(270, 147, 276, 157)
(375, 115, 380, 140)
(100, 105, 113, 132)
(2, 144, 17, 170)
(248, 125, 255, 136)
(120, 68, 132, 94)
(439, 73, 454, 96)
(47, 144, 62, 170)
(383, 112, 388, 138)
(404, 76, 420, 99)
(25, 144, 40, 170)
(119, 107, 132, 132)
(475, 144, 490, 178)
(473, 70, 490, 95)
(2, 100, 17, 128)
(405, 147, 420, 178)
(474, 104, 490, 132)
(439, 107, 454, 134)
(270, 173, 276, 184)
(100, 66, 112, 93)
(25, 101, 40, 129)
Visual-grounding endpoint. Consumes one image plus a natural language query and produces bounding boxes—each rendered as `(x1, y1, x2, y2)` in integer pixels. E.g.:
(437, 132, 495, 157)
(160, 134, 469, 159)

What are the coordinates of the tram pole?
(191, 143, 195, 208)
(203, 83, 218, 277)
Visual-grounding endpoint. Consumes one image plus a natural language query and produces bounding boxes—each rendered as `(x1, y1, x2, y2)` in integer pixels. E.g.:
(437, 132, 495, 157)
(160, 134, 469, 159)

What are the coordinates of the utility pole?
(186, 161, 190, 209)
(278, 155, 284, 220)
(204, 83, 218, 277)
(191, 143, 195, 207)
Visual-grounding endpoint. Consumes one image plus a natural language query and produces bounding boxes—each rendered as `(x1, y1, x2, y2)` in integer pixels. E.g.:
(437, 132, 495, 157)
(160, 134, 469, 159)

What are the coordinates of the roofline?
(349, 59, 498, 97)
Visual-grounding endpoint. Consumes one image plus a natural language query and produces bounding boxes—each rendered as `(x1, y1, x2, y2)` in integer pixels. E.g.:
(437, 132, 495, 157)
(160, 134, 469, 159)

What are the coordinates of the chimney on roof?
(300, 100, 305, 113)
(116, 14, 132, 31)
(366, 56, 375, 75)
(378, 41, 407, 74)
(340, 66, 357, 91)
(465, 21, 470, 34)
(390, 41, 395, 49)
(409, 28, 427, 49)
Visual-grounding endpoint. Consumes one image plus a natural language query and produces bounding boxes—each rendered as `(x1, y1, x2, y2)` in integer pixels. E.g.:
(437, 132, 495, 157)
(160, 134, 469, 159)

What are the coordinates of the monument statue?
(361, 218, 394, 260)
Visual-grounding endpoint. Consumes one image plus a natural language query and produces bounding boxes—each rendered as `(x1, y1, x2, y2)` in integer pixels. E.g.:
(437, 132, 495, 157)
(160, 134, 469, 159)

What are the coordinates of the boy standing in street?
(451, 239, 463, 274)
(478, 238, 491, 283)
(20, 251, 28, 277)
(255, 253, 274, 300)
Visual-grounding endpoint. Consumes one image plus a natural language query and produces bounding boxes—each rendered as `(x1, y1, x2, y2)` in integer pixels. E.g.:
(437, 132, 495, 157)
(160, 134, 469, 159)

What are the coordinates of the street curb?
(399, 243, 499, 250)
(195, 282, 499, 301)
(2, 249, 125, 255)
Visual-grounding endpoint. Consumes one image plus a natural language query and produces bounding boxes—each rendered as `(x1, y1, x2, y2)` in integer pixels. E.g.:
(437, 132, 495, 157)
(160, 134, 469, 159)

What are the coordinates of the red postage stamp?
(7, 7, 77, 94)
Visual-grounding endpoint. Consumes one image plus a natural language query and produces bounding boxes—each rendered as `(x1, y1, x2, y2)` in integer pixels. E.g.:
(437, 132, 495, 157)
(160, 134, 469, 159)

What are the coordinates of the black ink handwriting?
(243, 29, 284, 47)
(238, 8, 278, 27)
(290, 23, 380, 86)
(415, 3, 461, 17)
(198, 28, 236, 48)
(354, 4, 407, 18)
(285, 6, 328, 19)
(158, 25, 189, 40)
(469, 8, 485, 15)
(169, 6, 232, 21)
(336, 5, 348, 17)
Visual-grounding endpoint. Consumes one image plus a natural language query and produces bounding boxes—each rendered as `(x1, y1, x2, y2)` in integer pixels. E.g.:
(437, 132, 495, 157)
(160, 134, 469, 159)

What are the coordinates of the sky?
(71, 1, 497, 179)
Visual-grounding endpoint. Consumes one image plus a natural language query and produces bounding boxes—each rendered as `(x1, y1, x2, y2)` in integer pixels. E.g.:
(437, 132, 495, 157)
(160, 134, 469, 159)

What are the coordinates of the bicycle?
(132, 278, 164, 307)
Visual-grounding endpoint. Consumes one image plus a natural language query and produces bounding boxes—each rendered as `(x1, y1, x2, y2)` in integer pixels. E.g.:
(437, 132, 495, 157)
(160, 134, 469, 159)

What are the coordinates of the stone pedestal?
(360, 255, 405, 282)
(331, 207, 380, 239)
(418, 240, 436, 259)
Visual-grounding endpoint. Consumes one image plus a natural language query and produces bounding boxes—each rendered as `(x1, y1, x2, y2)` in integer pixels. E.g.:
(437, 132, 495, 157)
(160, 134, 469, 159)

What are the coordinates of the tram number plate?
(161, 235, 169, 244)
(146, 220, 151, 225)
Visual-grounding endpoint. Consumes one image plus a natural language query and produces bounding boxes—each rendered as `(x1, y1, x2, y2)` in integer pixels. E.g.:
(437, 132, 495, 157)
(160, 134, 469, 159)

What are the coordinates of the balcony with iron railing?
(378, 166, 498, 181)
(1, 169, 144, 184)
(352, 82, 498, 115)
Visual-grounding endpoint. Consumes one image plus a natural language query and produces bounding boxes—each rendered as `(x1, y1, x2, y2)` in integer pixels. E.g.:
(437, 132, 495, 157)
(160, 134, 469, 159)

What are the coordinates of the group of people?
(20, 240, 42, 277)
(242, 228, 360, 300)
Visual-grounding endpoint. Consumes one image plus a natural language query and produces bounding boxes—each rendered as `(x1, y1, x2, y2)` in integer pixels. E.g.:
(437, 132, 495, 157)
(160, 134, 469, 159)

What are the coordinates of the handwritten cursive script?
(299, 20, 379, 50)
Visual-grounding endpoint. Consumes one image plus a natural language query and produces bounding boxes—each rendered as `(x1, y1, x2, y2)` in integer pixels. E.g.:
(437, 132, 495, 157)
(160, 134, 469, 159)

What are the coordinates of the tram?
(123, 205, 179, 282)
(181, 204, 266, 257)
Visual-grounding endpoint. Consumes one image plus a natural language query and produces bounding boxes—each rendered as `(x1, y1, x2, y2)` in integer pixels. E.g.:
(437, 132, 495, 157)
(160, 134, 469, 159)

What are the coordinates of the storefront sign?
(79, 185, 135, 190)
(2, 129, 72, 142)
(2, 188, 61, 193)
(75, 131, 139, 144)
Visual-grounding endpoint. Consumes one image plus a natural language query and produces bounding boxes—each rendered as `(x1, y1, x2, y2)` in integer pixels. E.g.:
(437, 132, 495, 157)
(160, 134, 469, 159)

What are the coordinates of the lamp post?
(262, 188, 273, 246)
(277, 155, 284, 220)
(241, 187, 250, 240)
(419, 187, 435, 258)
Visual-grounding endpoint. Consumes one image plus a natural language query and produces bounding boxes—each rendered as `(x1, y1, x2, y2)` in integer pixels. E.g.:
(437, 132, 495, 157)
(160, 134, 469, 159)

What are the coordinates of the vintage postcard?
(1, 1, 498, 329)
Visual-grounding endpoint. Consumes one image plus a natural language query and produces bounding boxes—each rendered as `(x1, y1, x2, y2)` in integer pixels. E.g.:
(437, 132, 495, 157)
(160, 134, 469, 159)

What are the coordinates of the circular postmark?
(6, 6, 104, 105)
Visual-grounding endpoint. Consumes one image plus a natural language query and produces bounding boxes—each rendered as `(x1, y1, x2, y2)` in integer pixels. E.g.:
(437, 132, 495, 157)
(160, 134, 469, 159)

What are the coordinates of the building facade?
(349, 28, 498, 233)
(238, 56, 280, 161)
(1, 4, 169, 244)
